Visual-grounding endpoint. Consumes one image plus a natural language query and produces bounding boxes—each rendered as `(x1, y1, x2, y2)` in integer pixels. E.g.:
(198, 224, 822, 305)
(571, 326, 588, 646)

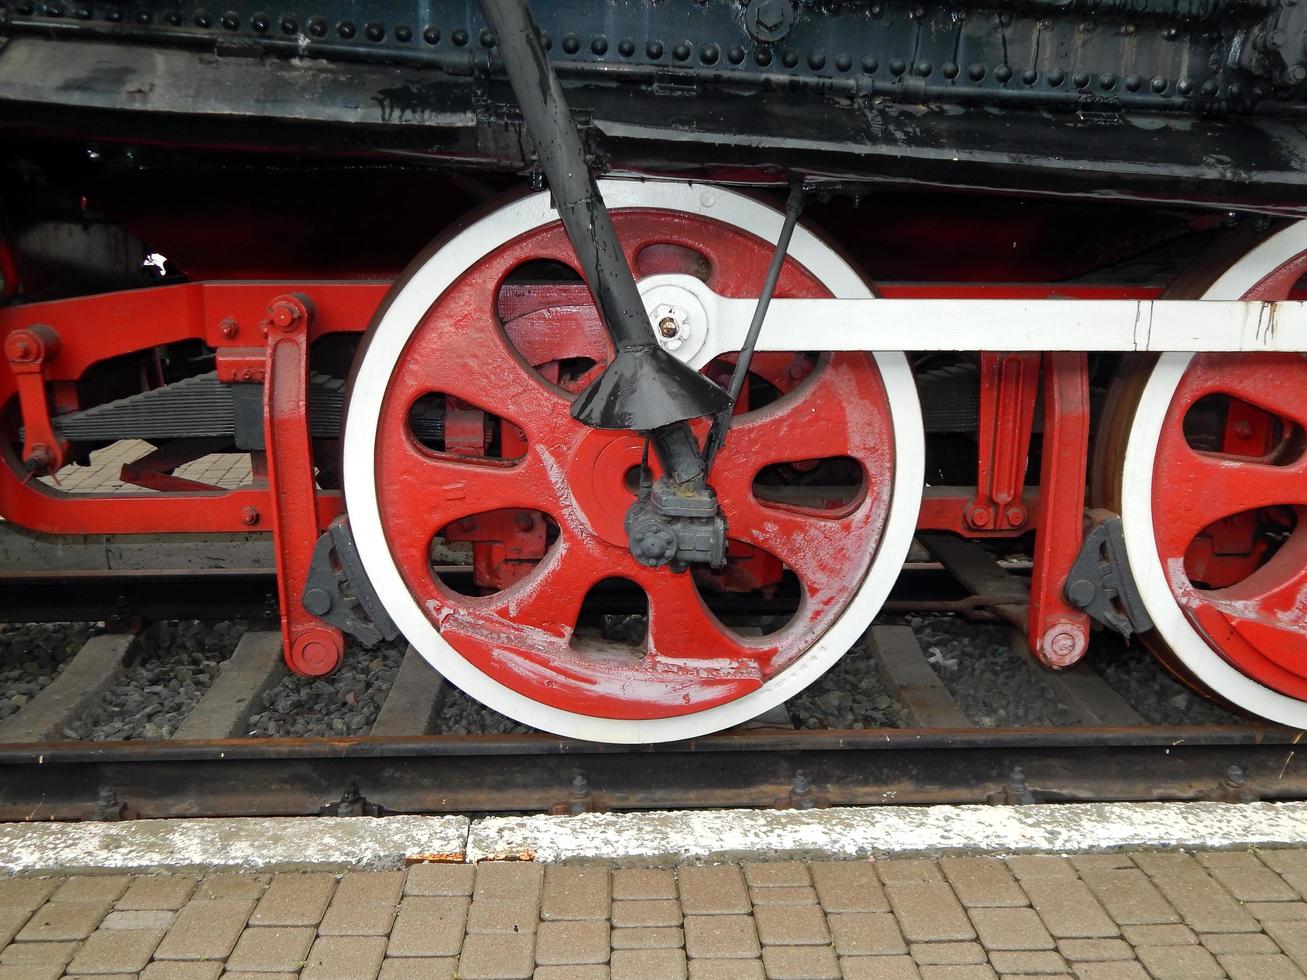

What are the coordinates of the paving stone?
(300, 935, 389, 980)
(318, 890, 400, 937)
(139, 963, 221, 980)
(542, 865, 610, 921)
(1056, 939, 1135, 961)
(1135, 941, 1225, 978)
(1202, 931, 1281, 954)
(1260, 851, 1307, 877)
(1195, 852, 1299, 902)
(115, 875, 195, 911)
(0, 941, 78, 965)
(915, 966, 996, 979)
(534, 966, 609, 980)
(829, 911, 907, 956)
(224, 925, 315, 972)
(1149, 872, 1259, 932)
(1268, 920, 1307, 971)
(877, 860, 944, 884)
(1020, 879, 1117, 938)
(611, 925, 685, 948)
(743, 863, 810, 888)
(684, 914, 760, 959)
(194, 872, 267, 901)
(386, 895, 469, 956)
(15, 903, 109, 942)
(1253, 902, 1307, 922)
(613, 869, 676, 901)
(0, 967, 62, 980)
(65, 926, 164, 974)
(610, 946, 687, 979)
(752, 904, 829, 946)
(153, 898, 254, 959)
(50, 878, 130, 905)
(838, 955, 921, 979)
(988, 950, 1068, 975)
(939, 857, 1027, 909)
(886, 881, 976, 942)
(678, 866, 750, 915)
(1129, 852, 1202, 876)
(473, 862, 543, 902)
(689, 959, 766, 979)
(378, 959, 457, 980)
(760, 944, 840, 979)
(1069, 965, 1149, 980)
(910, 942, 987, 965)
(332, 870, 405, 906)
(99, 909, 173, 930)
(0, 910, 30, 947)
(1004, 857, 1075, 882)
(1120, 923, 1197, 946)
(465, 898, 538, 934)
(0, 882, 58, 915)
(748, 886, 816, 906)
(405, 862, 474, 897)
(1219, 952, 1307, 980)
(59, 975, 136, 980)
(612, 899, 682, 928)
(1068, 856, 1136, 874)
(1078, 870, 1180, 926)
(249, 872, 337, 926)
(810, 861, 889, 913)
(535, 919, 610, 965)
(969, 907, 1054, 950)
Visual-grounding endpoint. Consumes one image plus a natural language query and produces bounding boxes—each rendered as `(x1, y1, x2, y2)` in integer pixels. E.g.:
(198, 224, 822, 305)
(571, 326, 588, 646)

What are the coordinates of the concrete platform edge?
(6, 801, 1307, 873)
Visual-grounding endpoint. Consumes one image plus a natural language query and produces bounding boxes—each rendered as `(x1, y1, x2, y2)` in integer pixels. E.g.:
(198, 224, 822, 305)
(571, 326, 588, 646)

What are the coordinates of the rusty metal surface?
(0, 724, 1302, 820)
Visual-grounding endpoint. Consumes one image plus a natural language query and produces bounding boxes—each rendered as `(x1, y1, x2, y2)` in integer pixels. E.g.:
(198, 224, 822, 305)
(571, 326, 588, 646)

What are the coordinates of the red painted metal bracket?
(5, 325, 69, 476)
(1027, 351, 1093, 668)
(967, 351, 1041, 533)
(261, 294, 344, 677)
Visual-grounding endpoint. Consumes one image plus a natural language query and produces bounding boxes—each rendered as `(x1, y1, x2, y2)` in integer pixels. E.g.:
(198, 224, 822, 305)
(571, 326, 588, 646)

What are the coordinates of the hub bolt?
(659, 317, 679, 338)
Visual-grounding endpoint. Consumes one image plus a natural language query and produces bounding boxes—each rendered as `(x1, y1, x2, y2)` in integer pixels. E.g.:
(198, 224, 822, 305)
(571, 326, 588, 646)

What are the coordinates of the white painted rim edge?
(342, 180, 926, 744)
(1120, 220, 1307, 728)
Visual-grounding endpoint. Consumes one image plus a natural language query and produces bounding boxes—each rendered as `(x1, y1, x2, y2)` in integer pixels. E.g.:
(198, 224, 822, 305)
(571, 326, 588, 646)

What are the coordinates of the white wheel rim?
(343, 180, 925, 743)
(1120, 220, 1307, 727)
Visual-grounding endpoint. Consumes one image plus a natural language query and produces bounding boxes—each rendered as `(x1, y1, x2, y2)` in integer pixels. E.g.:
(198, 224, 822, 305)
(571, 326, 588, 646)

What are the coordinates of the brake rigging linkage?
(482, 0, 806, 571)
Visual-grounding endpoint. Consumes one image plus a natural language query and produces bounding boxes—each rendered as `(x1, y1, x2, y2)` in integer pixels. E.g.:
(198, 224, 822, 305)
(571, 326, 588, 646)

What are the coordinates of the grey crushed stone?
(1091, 631, 1238, 725)
(788, 630, 904, 729)
(248, 636, 404, 737)
(435, 682, 530, 735)
(0, 622, 95, 722)
(910, 613, 1081, 727)
(65, 620, 247, 740)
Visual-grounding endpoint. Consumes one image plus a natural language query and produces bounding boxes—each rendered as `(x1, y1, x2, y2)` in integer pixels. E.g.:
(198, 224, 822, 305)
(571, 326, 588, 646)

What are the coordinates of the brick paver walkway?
(4, 850, 1307, 978)
(42, 441, 252, 495)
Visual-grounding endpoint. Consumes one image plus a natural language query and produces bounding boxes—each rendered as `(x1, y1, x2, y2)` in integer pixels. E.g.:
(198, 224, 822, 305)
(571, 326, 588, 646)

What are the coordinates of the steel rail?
(0, 724, 1300, 820)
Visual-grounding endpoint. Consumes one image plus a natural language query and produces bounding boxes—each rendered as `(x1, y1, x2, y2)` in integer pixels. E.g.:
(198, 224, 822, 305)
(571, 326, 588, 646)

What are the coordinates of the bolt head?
(219, 318, 238, 339)
(269, 302, 302, 330)
(240, 506, 260, 526)
(755, 0, 785, 30)
(968, 506, 992, 528)
(1005, 505, 1027, 528)
(659, 317, 679, 338)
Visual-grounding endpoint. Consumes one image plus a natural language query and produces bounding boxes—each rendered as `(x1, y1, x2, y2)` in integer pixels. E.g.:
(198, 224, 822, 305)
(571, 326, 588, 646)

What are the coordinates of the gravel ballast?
(1091, 632, 1239, 725)
(248, 637, 406, 737)
(0, 622, 96, 723)
(911, 613, 1081, 728)
(787, 632, 903, 729)
(65, 620, 248, 740)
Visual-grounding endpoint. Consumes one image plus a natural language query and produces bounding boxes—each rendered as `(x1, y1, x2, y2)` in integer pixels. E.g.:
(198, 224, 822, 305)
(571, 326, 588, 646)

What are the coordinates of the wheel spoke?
(643, 566, 761, 664)
(1156, 447, 1307, 548)
(1180, 354, 1307, 434)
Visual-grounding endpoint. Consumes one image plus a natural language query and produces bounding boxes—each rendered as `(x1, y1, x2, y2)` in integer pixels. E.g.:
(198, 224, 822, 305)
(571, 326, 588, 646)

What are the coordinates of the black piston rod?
(481, 0, 729, 452)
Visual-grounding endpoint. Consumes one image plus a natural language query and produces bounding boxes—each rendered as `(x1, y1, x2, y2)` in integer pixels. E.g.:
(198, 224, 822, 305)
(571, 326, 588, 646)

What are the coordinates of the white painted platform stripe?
(5, 802, 1307, 873)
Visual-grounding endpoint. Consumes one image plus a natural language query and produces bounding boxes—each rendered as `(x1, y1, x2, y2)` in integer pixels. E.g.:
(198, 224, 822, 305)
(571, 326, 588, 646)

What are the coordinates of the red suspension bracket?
(261, 294, 344, 677)
(968, 351, 1040, 532)
(6, 325, 68, 476)
(1027, 351, 1092, 668)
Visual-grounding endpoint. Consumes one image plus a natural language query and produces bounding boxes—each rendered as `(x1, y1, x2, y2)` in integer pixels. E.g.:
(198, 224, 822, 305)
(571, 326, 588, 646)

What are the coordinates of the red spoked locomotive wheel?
(343, 181, 923, 742)
(1104, 221, 1307, 726)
